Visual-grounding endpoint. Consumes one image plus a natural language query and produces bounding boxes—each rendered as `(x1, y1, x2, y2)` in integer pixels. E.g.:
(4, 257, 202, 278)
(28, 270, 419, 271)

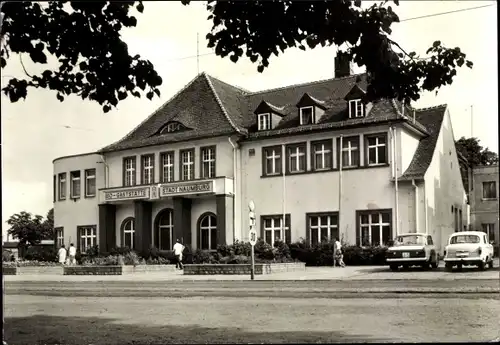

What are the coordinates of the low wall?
(2, 266, 63, 275)
(2, 267, 17, 275)
(64, 266, 122, 275)
(183, 262, 306, 275)
(122, 265, 177, 274)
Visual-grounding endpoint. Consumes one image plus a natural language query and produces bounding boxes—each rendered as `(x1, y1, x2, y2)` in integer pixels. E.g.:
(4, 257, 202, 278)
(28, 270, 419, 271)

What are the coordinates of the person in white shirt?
(68, 243, 77, 265)
(173, 239, 185, 270)
(57, 245, 67, 265)
(335, 238, 346, 268)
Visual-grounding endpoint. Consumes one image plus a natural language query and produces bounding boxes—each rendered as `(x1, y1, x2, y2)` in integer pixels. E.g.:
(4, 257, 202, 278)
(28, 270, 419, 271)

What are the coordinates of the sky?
(1, 1, 498, 239)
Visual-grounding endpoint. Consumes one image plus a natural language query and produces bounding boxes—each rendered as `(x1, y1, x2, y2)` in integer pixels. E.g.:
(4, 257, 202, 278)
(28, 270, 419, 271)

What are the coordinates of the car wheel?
(402, 264, 409, 271)
(457, 264, 463, 271)
(478, 260, 485, 271)
(445, 263, 453, 272)
(390, 265, 398, 272)
(488, 258, 494, 269)
(431, 254, 439, 269)
(421, 259, 431, 270)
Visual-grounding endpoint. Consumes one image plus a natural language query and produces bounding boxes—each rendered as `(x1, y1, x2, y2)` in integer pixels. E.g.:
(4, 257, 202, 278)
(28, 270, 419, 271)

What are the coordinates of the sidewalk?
(4, 263, 499, 282)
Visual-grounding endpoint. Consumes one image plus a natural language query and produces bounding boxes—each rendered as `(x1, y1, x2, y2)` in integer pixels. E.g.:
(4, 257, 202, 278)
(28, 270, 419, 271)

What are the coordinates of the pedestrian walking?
(335, 238, 346, 268)
(173, 239, 184, 270)
(68, 243, 77, 265)
(57, 244, 67, 265)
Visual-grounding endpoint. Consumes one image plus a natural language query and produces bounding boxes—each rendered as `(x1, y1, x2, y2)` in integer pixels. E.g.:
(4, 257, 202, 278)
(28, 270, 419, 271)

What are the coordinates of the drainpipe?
(390, 126, 399, 237)
(424, 187, 428, 235)
(282, 144, 286, 244)
(338, 135, 343, 243)
(412, 179, 419, 233)
(228, 137, 239, 243)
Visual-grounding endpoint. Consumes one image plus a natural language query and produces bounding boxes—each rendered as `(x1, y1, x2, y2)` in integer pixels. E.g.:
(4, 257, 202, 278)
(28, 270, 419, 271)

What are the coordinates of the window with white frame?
(258, 113, 271, 131)
(160, 152, 174, 183)
(287, 143, 306, 173)
(482, 181, 497, 199)
(199, 213, 217, 250)
(55, 227, 64, 247)
(156, 209, 174, 250)
(308, 213, 338, 246)
(84, 169, 96, 197)
(366, 134, 387, 165)
(482, 223, 495, 243)
(358, 210, 392, 246)
(311, 140, 333, 171)
(299, 106, 314, 125)
(78, 226, 96, 253)
(349, 99, 364, 118)
(262, 215, 290, 246)
(121, 218, 135, 249)
(141, 155, 154, 185)
(181, 149, 195, 181)
(123, 157, 136, 186)
(339, 137, 360, 168)
(201, 146, 216, 179)
(70, 171, 81, 198)
(263, 146, 282, 176)
(58, 173, 67, 200)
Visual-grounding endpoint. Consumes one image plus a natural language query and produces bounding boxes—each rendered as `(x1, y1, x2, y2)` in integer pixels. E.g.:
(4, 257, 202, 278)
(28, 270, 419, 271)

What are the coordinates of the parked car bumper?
(444, 257, 484, 265)
(386, 257, 428, 265)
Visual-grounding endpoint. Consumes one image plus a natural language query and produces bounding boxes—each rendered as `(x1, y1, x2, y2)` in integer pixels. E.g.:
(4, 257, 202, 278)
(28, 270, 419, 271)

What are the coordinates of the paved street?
(4, 294, 500, 344)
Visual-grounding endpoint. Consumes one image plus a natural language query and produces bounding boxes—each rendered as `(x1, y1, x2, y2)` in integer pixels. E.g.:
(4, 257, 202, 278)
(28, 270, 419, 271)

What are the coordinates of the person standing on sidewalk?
(68, 243, 77, 265)
(57, 244, 67, 265)
(335, 238, 346, 268)
(173, 239, 184, 270)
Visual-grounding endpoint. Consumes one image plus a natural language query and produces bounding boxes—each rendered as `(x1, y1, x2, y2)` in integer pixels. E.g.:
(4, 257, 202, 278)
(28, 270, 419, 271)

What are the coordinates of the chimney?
(335, 51, 351, 78)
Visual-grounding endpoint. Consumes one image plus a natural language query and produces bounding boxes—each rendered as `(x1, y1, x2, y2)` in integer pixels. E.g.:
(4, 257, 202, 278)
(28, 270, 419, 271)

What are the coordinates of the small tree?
(6, 211, 53, 246)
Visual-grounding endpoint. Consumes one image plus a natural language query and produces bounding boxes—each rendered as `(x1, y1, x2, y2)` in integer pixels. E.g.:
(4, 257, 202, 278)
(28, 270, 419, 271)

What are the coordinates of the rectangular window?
(201, 146, 216, 179)
(141, 154, 155, 185)
(180, 149, 195, 181)
(123, 157, 137, 187)
(311, 140, 333, 171)
(349, 99, 364, 118)
(261, 215, 291, 247)
(262, 146, 282, 176)
(58, 173, 66, 200)
(307, 213, 339, 246)
(258, 113, 271, 131)
(482, 223, 495, 243)
(78, 225, 97, 254)
(365, 133, 388, 166)
(53, 175, 57, 202)
(84, 169, 96, 197)
(482, 181, 497, 199)
(358, 209, 392, 246)
(55, 227, 64, 247)
(337, 136, 360, 168)
(70, 171, 81, 199)
(160, 151, 175, 183)
(299, 107, 314, 125)
(286, 143, 307, 174)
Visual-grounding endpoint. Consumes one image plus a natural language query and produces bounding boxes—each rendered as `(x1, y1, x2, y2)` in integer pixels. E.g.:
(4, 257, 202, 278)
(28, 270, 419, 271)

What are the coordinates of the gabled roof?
(399, 105, 448, 180)
(254, 100, 285, 116)
(344, 84, 366, 101)
(296, 93, 327, 110)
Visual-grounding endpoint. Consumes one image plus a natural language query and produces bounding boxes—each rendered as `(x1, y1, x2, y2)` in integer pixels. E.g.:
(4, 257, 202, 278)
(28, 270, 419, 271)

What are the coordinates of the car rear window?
(394, 235, 426, 246)
(449, 235, 480, 244)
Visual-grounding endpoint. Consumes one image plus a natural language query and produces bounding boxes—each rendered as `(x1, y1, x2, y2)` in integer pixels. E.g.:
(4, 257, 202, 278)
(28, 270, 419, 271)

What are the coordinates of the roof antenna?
(401, 100, 405, 117)
(196, 32, 200, 75)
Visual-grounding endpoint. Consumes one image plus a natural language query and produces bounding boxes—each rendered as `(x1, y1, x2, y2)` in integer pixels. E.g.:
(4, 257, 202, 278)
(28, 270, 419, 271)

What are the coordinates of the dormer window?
(159, 121, 185, 134)
(349, 99, 364, 118)
(300, 107, 314, 125)
(258, 113, 271, 131)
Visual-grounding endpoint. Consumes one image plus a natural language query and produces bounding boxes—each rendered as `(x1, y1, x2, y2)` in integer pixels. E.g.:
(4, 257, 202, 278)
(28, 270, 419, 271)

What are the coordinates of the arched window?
(154, 208, 174, 251)
(198, 213, 217, 250)
(121, 217, 135, 249)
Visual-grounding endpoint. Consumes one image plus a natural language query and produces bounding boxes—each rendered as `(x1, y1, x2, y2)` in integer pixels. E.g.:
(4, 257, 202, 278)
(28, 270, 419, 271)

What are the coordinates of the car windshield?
(393, 235, 426, 246)
(449, 235, 480, 244)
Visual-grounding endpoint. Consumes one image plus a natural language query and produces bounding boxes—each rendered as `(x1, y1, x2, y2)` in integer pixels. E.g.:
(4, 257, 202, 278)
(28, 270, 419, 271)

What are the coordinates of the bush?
(254, 239, 275, 261)
(289, 238, 388, 266)
(24, 246, 57, 262)
(3, 249, 14, 262)
(192, 249, 220, 264)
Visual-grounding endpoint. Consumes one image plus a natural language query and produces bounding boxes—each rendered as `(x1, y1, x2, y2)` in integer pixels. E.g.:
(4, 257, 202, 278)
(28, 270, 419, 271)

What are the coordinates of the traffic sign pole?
(248, 201, 257, 281)
(250, 232, 255, 280)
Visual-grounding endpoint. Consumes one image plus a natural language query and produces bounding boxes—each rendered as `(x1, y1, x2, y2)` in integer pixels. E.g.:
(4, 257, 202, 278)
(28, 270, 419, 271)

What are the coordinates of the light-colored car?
(444, 231, 494, 271)
(386, 233, 439, 271)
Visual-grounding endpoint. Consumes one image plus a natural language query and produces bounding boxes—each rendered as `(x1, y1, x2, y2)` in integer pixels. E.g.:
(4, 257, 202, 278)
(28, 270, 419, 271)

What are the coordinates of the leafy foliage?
(184, 0, 473, 104)
(1, 1, 162, 113)
(455, 137, 498, 193)
(6, 210, 54, 246)
(24, 246, 57, 262)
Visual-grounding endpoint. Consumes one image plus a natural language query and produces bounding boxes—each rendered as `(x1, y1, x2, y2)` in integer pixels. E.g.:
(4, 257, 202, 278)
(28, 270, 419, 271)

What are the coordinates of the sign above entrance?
(104, 187, 150, 202)
(160, 181, 215, 197)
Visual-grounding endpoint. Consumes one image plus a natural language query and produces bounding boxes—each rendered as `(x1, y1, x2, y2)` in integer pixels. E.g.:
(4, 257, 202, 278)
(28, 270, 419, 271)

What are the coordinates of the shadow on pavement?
(5, 315, 391, 345)
(359, 266, 500, 273)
